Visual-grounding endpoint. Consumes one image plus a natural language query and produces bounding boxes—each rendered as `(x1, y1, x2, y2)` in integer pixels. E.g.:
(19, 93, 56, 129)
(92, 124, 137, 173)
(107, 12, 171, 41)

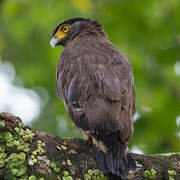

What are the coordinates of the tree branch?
(0, 112, 179, 180)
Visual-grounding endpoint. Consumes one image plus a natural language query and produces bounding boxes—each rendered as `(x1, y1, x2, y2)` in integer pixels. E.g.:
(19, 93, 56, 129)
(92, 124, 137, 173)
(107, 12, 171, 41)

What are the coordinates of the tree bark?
(0, 112, 179, 180)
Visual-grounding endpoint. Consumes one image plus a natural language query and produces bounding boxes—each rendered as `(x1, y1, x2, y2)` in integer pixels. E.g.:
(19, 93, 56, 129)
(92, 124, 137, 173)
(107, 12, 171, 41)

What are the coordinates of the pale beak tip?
(50, 43, 55, 48)
(50, 37, 59, 48)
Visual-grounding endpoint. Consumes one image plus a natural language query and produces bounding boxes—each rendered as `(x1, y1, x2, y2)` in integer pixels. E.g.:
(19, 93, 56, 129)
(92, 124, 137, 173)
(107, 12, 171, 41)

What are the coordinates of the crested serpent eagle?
(50, 18, 136, 179)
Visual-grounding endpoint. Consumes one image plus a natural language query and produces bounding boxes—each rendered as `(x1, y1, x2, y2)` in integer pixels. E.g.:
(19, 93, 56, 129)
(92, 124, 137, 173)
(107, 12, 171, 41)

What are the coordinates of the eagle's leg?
(83, 130, 93, 146)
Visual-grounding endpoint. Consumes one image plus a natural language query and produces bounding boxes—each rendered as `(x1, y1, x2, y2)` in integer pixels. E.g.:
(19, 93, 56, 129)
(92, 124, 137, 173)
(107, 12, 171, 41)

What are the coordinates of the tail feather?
(95, 146, 136, 179)
(125, 153, 137, 170)
(96, 147, 107, 172)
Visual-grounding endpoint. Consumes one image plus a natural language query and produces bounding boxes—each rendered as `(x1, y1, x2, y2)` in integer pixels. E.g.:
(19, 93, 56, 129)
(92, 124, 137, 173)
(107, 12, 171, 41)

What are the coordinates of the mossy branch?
(0, 113, 180, 180)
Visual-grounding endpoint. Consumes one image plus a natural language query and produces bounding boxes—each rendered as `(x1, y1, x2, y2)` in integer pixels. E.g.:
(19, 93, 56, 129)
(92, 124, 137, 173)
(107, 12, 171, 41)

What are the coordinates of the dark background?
(0, 0, 180, 154)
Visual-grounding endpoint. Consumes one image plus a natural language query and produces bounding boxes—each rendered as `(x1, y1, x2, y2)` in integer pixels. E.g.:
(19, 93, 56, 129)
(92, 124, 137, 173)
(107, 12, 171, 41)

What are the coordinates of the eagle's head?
(50, 18, 106, 47)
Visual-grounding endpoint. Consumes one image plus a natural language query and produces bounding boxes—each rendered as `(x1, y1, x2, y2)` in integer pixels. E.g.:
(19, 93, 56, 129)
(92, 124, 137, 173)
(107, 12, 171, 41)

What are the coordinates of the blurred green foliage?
(0, 0, 180, 154)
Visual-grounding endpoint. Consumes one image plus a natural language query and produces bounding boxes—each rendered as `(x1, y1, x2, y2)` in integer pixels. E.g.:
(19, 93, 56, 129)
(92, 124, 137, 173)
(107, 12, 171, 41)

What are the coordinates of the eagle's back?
(56, 36, 135, 140)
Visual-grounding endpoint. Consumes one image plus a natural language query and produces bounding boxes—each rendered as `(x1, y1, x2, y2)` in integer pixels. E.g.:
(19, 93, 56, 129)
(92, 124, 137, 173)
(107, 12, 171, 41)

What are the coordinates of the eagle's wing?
(56, 44, 135, 143)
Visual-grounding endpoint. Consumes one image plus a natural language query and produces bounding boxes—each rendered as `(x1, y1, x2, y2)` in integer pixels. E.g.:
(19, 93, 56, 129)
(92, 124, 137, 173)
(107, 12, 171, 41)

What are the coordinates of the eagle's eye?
(62, 25, 69, 33)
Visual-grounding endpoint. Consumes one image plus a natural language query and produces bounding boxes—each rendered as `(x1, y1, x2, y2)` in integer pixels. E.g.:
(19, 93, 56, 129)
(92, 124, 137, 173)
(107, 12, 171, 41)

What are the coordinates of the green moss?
(3, 151, 27, 179)
(168, 169, 176, 180)
(85, 169, 107, 180)
(11, 168, 19, 176)
(22, 129, 34, 142)
(0, 121, 5, 128)
(0, 131, 13, 143)
(62, 171, 73, 180)
(28, 158, 37, 166)
(50, 161, 60, 173)
(37, 140, 45, 154)
(84, 174, 91, 180)
(32, 151, 37, 155)
(54, 168, 60, 173)
(28, 153, 38, 166)
(0, 152, 7, 159)
(143, 170, 151, 178)
(20, 174, 28, 180)
(0, 159, 5, 168)
(1, 117, 108, 180)
(70, 169, 75, 175)
(87, 170, 93, 176)
(11, 166, 26, 177)
(50, 162, 56, 168)
(15, 127, 20, 133)
(169, 176, 175, 180)
(13, 140, 20, 146)
(150, 169, 156, 175)
(14, 124, 35, 153)
(18, 122, 25, 129)
(63, 171, 69, 176)
(28, 175, 37, 180)
(0, 146, 3, 152)
(7, 142, 14, 148)
(28, 140, 45, 166)
(0, 152, 6, 170)
(0, 118, 30, 179)
(16, 140, 30, 152)
(14, 124, 34, 145)
(7, 152, 26, 166)
(143, 169, 157, 179)
(168, 170, 176, 176)
(94, 169, 100, 176)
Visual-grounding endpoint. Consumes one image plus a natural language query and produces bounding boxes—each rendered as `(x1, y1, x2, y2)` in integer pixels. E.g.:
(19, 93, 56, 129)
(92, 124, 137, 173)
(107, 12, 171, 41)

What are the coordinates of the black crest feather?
(52, 17, 102, 36)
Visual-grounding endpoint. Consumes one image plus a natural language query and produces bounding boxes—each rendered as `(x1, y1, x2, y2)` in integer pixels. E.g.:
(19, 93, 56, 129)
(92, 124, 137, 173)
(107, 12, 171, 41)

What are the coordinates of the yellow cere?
(54, 24, 71, 40)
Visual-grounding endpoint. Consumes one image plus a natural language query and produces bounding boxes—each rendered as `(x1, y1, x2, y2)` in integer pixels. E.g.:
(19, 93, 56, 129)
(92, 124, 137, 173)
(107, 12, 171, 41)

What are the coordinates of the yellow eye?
(62, 26, 69, 33)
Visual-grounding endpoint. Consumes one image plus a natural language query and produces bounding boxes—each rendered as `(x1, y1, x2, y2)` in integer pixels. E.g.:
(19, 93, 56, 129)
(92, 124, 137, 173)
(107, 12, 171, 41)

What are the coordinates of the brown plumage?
(50, 18, 136, 178)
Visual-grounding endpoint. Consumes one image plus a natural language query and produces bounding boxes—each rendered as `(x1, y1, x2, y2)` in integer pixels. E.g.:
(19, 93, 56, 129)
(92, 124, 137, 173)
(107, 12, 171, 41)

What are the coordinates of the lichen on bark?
(0, 113, 180, 180)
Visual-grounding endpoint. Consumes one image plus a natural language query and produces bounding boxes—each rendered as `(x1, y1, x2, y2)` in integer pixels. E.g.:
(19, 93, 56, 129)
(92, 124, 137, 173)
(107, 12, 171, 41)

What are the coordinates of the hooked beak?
(50, 37, 60, 48)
